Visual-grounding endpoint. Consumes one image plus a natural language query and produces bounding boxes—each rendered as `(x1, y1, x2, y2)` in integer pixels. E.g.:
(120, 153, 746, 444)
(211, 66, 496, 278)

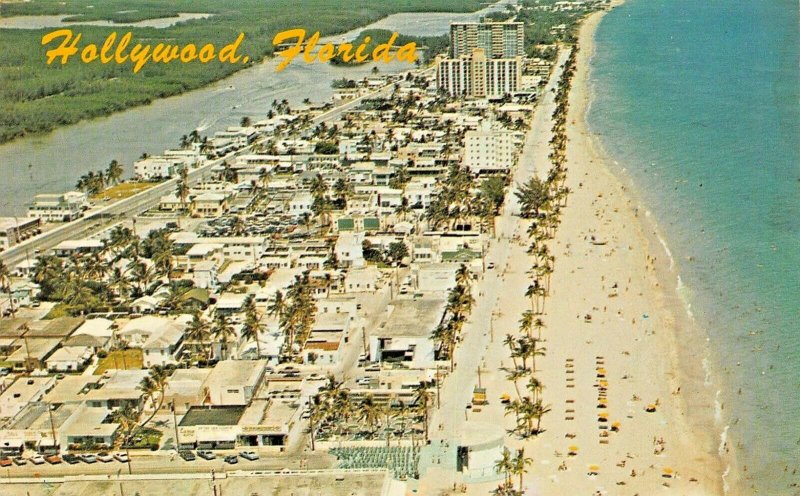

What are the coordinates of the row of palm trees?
(307, 375, 433, 451)
(75, 160, 125, 195)
(494, 45, 581, 494)
(494, 447, 533, 496)
(430, 264, 475, 371)
(267, 272, 317, 361)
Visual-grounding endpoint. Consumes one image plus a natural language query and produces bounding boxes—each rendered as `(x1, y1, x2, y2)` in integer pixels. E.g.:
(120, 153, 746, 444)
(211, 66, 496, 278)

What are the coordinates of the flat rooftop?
(179, 405, 246, 427)
(378, 298, 446, 338)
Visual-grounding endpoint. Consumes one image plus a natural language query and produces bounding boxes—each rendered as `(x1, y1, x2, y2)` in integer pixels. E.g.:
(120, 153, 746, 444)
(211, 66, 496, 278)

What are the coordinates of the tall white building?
(436, 49, 522, 99)
(449, 21, 525, 59)
(463, 123, 516, 174)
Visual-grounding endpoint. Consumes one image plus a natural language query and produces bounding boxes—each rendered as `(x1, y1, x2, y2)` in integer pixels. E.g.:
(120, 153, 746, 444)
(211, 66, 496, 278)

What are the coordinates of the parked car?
(223, 455, 238, 465)
(63, 454, 80, 464)
(45, 454, 62, 464)
(12, 457, 27, 466)
(179, 450, 196, 461)
(97, 452, 113, 463)
(197, 450, 216, 461)
(80, 454, 97, 464)
(29, 454, 45, 465)
(113, 452, 129, 463)
(239, 451, 259, 461)
(0, 457, 12, 467)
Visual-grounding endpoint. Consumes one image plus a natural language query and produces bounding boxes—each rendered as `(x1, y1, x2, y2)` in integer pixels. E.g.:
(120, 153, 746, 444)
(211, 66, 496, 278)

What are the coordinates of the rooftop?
(378, 298, 446, 338)
(179, 405, 246, 427)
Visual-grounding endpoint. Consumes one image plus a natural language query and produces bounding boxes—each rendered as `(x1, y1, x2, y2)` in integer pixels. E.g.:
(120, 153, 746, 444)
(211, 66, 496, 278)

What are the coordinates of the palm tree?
(0, 261, 14, 318)
(455, 263, 471, 289)
(113, 403, 140, 446)
(503, 334, 518, 370)
(529, 338, 546, 373)
(133, 366, 169, 436)
(32, 255, 63, 299)
(150, 234, 175, 280)
(518, 310, 533, 338)
(506, 368, 526, 401)
(240, 295, 261, 358)
(359, 395, 382, 436)
(185, 310, 211, 361)
(176, 179, 190, 213)
(127, 260, 154, 294)
(494, 448, 513, 487)
(526, 376, 544, 404)
(333, 177, 353, 209)
(211, 313, 236, 360)
(395, 196, 411, 221)
(533, 317, 546, 340)
(108, 267, 132, 301)
(511, 448, 532, 491)
(106, 160, 124, 185)
(533, 399, 551, 435)
(267, 290, 286, 322)
(307, 394, 326, 451)
(412, 385, 432, 441)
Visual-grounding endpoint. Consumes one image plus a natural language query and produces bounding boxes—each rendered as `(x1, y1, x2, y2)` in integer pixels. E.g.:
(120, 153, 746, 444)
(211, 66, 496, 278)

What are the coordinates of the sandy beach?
(420, 4, 727, 495)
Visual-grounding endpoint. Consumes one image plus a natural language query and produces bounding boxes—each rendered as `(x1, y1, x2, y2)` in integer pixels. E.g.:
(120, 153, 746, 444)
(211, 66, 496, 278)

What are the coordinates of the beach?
(439, 4, 728, 494)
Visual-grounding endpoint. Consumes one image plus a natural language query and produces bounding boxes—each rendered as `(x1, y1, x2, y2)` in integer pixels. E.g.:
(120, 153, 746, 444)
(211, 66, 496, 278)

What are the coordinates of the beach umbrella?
(611, 421, 621, 432)
(568, 445, 578, 455)
(588, 464, 600, 475)
(662, 467, 674, 478)
(645, 404, 657, 413)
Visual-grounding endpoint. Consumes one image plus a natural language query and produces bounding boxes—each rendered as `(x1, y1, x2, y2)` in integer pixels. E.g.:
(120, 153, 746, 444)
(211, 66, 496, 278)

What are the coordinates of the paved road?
(419, 50, 570, 491)
(0, 82, 396, 269)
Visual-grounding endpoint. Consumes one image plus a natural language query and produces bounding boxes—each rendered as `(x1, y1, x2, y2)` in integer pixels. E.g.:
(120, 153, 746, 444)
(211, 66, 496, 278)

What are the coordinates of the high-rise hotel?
(449, 21, 525, 59)
(437, 21, 525, 99)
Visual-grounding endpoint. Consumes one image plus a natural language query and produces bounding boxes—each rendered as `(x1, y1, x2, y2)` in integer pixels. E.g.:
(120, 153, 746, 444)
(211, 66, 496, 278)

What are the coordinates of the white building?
(463, 125, 516, 174)
(436, 49, 523, 99)
(133, 156, 186, 180)
(27, 192, 87, 222)
(203, 360, 266, 406)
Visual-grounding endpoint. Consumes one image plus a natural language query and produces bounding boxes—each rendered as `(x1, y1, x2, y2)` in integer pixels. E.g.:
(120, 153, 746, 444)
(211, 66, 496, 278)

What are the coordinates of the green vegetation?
(94, 349, 145, 374)
(518, 0, 603, 58)
(0, 0, 485, 143)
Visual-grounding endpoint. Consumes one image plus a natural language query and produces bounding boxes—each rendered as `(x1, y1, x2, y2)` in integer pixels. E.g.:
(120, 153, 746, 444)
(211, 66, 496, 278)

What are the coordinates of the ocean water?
(588, 0, 800, 493)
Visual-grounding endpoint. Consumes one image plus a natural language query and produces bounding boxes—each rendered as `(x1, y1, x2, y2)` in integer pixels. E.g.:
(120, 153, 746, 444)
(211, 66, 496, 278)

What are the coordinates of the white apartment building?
(463, 124, 516, 174)
(437, 49, 522, 99)
(133, 156, 186, 180)
(27, 191, 87, 222)
(449, 21, 525, 59)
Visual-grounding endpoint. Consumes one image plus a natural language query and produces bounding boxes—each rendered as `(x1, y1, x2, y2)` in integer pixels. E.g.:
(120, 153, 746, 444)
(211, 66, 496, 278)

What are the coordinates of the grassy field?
(91, 182, 156, 202)
(0, 0, 485, 144)
(94, 349, 144, 374)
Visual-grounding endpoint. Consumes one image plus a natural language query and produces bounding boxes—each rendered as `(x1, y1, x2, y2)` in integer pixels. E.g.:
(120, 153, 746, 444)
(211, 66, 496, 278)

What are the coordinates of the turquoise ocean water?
(589, 0, 799, 493)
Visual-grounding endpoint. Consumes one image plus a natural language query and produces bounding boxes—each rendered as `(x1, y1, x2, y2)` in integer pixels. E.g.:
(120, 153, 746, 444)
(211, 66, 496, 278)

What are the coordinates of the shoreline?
(572, 1, 731, 493)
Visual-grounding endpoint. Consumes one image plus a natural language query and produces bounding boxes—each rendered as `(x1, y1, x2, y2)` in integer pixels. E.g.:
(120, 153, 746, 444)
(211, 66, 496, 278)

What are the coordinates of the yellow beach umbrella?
(645, 404, 657, 412)
(611, 421, 621, 431)
(662, 467, 674, 478)
(598, 412, 609, 418)
(588, 464, 600, 474)
(568, 445, 579, 453)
